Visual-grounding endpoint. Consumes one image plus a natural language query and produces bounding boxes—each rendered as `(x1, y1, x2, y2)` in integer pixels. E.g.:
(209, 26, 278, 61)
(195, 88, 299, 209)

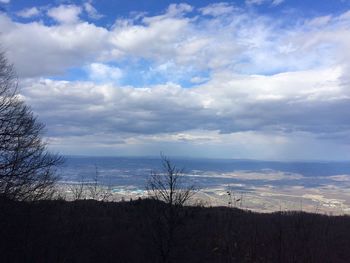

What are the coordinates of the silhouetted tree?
(87, 166, 113, 201)
(0, 50, 62, 201)
(147, 154, 195, 207)
(69, 175, 86, 200)
(147, 155, 196, 263)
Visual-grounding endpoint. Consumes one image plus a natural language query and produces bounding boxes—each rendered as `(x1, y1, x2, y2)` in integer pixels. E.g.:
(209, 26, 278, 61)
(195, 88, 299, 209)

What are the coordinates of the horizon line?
(61, 154, 350, 163)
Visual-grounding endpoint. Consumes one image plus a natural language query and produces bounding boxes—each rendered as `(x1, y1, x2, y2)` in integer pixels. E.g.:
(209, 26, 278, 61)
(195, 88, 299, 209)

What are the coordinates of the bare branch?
(147, 155, 196, 207)
(0, 50, 62, 201)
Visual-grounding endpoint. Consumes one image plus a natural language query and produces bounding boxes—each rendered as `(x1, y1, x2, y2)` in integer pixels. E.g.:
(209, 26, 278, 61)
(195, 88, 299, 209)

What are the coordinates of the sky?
(0, 0, 350, 160)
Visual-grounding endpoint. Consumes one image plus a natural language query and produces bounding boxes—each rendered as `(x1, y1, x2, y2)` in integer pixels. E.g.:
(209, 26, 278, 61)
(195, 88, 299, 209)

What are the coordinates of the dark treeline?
(1, 198, 349, 263)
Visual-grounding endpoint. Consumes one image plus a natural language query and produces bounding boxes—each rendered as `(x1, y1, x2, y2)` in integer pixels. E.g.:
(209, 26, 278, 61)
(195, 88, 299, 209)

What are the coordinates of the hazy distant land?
(57, 156, 350, 215)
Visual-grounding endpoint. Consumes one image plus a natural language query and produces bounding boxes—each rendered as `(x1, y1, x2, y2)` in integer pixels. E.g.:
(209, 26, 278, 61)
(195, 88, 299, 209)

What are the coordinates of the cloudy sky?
(0, 0, 350, 160)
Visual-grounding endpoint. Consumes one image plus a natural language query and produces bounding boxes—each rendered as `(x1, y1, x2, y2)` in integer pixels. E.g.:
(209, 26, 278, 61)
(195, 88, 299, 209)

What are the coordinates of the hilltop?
(1, 198, 349, 263)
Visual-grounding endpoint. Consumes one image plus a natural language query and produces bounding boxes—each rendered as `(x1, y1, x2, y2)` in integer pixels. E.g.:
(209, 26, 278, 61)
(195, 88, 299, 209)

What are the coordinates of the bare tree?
(146, 155, 196, 263)
(69, 175, 86, 200)
(147, 154, 195, 207)
(88, 165, 99, 200)
(87, 165, 113, 201)
(0, 50, 62, 201)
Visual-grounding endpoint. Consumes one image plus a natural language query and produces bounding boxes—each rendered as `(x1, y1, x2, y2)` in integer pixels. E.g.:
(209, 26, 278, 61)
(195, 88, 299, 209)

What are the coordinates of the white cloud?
(271, 0, 285, 6)
(16, 7, 41, 18)
(20, 65, 348, 140)
(0, 0, 10, 3)
(1, 3, 350, 158)
(16, 67, 350, 159)
(0, 13, 108, 77)
(166, 3, 193, 17)
(83, 2, 103, 19)
(108, 5, 347, 75)
(110, 16, 190, 61)
(47, 4, 82, 24)
(246, 0, 285, 6)
(199, 3, 236, 16)
(87, 63, 122, 83)
(190, 76, 209, 84)
(2, 3, 350, 78)
(246, 0, 265, 5)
